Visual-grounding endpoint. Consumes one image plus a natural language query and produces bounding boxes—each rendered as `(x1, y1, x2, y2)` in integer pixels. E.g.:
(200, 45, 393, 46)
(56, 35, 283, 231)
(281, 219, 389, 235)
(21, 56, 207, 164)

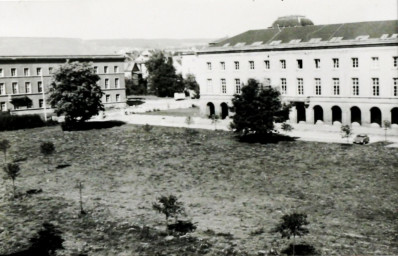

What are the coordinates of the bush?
(167, 220, 197, 235)
(0, 113, 45, 131)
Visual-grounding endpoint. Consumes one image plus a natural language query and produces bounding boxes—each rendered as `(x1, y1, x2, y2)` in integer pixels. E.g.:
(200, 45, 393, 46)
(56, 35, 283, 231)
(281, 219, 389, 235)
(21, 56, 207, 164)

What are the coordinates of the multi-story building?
(0, 55, 126, 114)
(182, 16, 398, 127)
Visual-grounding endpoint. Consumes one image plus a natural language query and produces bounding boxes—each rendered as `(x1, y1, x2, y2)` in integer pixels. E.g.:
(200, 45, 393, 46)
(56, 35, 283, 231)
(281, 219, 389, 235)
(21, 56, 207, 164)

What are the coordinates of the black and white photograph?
(0, 0, 397, 255)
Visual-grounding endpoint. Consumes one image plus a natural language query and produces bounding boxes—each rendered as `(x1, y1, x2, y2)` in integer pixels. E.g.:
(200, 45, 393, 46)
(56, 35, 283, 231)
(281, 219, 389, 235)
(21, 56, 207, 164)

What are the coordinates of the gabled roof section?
(210, 20, 398, 48)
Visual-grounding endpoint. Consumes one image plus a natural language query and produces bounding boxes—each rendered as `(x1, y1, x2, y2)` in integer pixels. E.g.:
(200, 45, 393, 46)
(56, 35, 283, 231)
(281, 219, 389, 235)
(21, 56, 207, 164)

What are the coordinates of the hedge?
(0, 112, 46, 131)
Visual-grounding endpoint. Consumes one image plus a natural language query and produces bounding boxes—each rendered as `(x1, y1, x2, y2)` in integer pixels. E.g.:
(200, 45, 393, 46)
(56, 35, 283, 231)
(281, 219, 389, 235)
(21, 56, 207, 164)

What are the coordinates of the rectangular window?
(297, 59, 303, 69)
(371, 57, 379, 68)
(280, 59, 286, 69)
(264, 78, 271, 88)
(116, 94, 120, 102)
(221, 79, 226, 94)
(235, 79, 241, 94)
(281, 78, 287, 95)
(314, 59, 320, 69)
(39, 99, 44, 108)
(105, 95, 110, 103)
(249, 61, 255, 70)
(207, 62, 212, 70)
(115, 78, 120, 88)
(207, 79, 212, 93)
(12, 82, 18, 94)
(0, 102, 6, 112)
(352, 78, 359, 95)
(264, 60, 270, 69)
(394, 56, 398, 67)
(38, 81, 43, 93)
(333, 78, 340, 95)
(25, 82, 31, 93)
(0, 84, 5, 95)
(315, 78, 321, 95)
(114, 66, 119, 73)
(220, 62, 225, 70)
(105, 79, 110, 89)
(297, 78, 304, 95)
(234, 61, 240, 70)
(393, 78, 397, 96)
(372, 78, 379, 96)
(352, 58, 358, 68)
(24, 68, 30, 76)
(0, 69, 3, 77)
(333, 58, 339, 68)
(49, 67, 53, 74)
(11, 68, 17, 77)
(104, 66, 108, 73)
(36, 67, 42, 76)
(94, 66, 98, 74)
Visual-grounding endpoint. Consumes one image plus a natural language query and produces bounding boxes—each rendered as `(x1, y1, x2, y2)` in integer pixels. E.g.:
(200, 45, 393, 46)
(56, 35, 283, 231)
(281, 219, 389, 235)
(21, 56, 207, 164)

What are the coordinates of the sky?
(0, 0, 397, 40)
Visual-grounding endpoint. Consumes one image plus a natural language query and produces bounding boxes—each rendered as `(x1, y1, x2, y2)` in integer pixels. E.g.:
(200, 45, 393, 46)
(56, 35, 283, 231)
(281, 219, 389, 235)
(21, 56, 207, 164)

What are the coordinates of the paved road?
(98, 109, 398, 147)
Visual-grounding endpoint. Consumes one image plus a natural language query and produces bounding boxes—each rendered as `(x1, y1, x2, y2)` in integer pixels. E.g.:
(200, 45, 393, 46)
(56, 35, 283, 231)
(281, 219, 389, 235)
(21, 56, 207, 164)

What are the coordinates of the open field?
(0, 124, 397, 255)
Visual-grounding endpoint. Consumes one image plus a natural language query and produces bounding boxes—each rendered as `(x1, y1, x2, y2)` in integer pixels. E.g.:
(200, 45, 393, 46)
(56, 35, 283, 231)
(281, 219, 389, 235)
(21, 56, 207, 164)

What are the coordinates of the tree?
(210, 114, 220, 130)
(341, 125, 352, 143)
(183, 73, 200, 99)
(40, 142, 55, 172)
(145, 52, 184, 97)
(152, 195, 185, 230)
(230, 79, 290, 137)
(383, 120, 391, 142)
(272, 213, 310, 256)
(48, 61, 104, 126)
(125, 76, 147, 95)
(0, 139, 10, 165)
(3, 162, 20, 198)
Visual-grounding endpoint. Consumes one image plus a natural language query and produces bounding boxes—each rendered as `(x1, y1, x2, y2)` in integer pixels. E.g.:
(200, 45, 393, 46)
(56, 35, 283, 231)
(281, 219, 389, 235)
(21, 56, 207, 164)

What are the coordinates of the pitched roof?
(209, 20, 398, 48)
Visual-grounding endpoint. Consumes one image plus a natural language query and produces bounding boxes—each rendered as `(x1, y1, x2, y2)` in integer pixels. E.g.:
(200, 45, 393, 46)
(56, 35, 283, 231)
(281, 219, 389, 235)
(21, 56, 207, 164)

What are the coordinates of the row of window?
(206, 56, 398, 71)
(0, 65, 120, 77)
(0, 78, 119, 95)
(0, 93, 122, 112)
(206, 77, 398, 96)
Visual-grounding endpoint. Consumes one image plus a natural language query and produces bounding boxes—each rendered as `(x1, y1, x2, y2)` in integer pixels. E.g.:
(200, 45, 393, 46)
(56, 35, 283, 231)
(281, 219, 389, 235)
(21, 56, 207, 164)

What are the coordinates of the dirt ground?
(0, 124, 397, 255)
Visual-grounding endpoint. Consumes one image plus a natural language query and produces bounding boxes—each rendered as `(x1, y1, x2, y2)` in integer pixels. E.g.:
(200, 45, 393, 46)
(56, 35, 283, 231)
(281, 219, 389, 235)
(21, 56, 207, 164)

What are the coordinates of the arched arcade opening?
(331, 106, 342, 123)
(220, 103, 229, 119)
(313, 105, 323, 124)
(392, 108, 398, 125)
(296, 103, 306, 123)
(206, 102, 215, 117)
(370, 107, 382, 126)
(350, 106, 361, 125)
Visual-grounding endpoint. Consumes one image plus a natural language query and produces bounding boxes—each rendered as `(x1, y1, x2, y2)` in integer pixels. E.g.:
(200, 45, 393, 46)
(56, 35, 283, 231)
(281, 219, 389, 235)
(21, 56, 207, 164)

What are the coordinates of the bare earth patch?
(0, 124, 397, 255)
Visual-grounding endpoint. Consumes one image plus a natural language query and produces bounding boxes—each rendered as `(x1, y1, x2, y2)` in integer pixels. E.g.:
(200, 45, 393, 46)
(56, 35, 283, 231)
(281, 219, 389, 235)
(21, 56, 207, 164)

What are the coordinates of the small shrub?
(3, 162, 20, 198)
(281, 122, 293, 133)
(143, 124, 153, 133)
(153, 195, 185, 230)
(0, 113, 45, 131)
(40, 142, 55, 171)
(341, 125, 352, 143)
(0, 139, 11, 164)
(167, 220, 197, 234)
(281, 243, 317, 256)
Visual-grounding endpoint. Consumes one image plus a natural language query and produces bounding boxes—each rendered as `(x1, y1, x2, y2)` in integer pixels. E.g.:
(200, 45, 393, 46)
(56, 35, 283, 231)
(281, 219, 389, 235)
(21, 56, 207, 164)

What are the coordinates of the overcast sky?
(0, 0, 397, 39)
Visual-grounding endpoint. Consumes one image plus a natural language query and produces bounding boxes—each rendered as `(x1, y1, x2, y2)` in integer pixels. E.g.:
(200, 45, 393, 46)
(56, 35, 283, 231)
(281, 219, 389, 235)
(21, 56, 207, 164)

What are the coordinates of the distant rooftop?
(207, 18, 398, 49)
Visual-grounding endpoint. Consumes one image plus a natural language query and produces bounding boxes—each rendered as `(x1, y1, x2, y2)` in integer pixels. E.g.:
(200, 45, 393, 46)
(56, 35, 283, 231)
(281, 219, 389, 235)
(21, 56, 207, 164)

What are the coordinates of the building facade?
(0, 55, 126, 114)
(183, 17, 398, 127)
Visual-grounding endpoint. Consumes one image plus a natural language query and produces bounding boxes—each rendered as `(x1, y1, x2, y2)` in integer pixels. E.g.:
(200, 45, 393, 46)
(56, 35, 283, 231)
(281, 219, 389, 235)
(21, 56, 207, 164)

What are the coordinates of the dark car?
(353, 134, 370, 144)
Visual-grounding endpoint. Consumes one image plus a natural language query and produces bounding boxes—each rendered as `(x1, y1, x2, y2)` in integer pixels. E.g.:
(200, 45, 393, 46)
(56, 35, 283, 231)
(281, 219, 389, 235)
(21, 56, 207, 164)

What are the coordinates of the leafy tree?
(3, 162, 20, 198)
(183, 73, 200, 99)
(40, 142, 55, 171)
(272, 213, 310, 256)
(383, 120, 391, 142)
(230, 79, 290, 137)
(153, 195, 185, 230)
(341, 125, 352, 143)
(125, 76, 147, 95)
(145, 52, 184, 97)
(48, 61, 104, 126)
(0, 139, 10, 164)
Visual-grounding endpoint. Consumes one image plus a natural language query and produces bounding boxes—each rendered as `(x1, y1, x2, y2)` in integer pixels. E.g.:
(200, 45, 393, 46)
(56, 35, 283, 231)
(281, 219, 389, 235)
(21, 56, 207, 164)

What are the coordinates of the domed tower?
(272, 15, 314, 28)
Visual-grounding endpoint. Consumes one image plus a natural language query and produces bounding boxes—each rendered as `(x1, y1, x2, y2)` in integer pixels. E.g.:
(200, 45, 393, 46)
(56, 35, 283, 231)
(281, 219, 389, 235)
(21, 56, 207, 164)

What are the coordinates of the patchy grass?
(0, 125, 397, 255)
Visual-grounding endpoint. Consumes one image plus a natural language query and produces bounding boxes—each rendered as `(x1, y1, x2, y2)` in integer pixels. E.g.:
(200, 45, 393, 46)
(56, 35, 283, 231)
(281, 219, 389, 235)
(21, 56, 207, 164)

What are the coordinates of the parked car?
(353, 134, 370, 144)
